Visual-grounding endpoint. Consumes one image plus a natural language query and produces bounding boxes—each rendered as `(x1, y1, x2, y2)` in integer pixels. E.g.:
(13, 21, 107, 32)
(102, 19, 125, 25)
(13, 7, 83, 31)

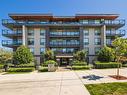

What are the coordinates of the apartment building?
(2, 14, 126, 65)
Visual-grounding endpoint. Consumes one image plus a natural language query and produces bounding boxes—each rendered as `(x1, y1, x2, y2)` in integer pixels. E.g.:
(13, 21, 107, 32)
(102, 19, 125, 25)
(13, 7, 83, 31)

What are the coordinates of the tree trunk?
(117, 57, 120, 77)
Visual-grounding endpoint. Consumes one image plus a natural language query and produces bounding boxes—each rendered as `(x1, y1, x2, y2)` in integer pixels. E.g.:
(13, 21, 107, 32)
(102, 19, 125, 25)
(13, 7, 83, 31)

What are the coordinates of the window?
(95, 29, 101, 36)
(95, 47, 101, 54)
(84, 38, 89, 45)
(83, 29, 89, 36)
(106, 38, 112, 45)
(95, 38, 101, 45)
(95, 20, 100, 24)
(40, 29, 45, 36)
(106, 30, 111, 34)
(30, 48, 34, 54)
(40, 48, 45, 54)
(28, 38, 34, 45)
(40, 38, 45, 45)
(89, 20, 95, 24)
(81, 20, 88, 24)
(28, 28, 34, 36)
(84, 47, 89, 54)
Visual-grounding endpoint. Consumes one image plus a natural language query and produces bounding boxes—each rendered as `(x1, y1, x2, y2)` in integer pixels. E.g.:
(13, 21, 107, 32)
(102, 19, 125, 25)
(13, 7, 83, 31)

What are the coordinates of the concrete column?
(22, 25, 26, 45)
(79, 27, 84, 50)
(45, 27, 50, 49)
(101, 25, 106, 46)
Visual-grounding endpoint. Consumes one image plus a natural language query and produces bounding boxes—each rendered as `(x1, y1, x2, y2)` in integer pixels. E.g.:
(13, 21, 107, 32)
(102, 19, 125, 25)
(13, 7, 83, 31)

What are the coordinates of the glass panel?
(95, 47, 101, 54)
(84, 38, 89, 45)
(28, 38, 34, 45)
(40, 38, 45, 45)
(30, 48, 34, 54)
(95, 29, 101, 36)
(40, 48, 45, 54)
(28, 28, 34, 36)
(84, 29, 89, 36)
(95, 38, 101, 45)
(40, 29, 45, 36)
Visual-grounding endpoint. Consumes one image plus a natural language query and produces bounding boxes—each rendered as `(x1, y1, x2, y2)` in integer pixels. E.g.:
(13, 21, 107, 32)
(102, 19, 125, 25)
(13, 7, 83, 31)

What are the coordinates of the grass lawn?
(85, 82, 127, 95)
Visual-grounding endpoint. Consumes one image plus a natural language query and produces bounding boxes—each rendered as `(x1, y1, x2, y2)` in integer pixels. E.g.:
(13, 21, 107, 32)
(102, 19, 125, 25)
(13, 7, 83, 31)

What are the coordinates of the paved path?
(0, 68, 127, 95)
(0, 71, 90, 95)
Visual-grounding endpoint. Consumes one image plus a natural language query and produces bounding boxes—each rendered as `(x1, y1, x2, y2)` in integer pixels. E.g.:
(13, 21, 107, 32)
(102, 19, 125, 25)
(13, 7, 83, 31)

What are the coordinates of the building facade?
(2, 14, 126, 65)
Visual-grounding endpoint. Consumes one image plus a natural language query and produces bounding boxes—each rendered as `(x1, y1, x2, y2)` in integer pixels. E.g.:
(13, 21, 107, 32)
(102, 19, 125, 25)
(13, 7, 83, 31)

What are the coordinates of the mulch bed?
(109, 75, 127, 80)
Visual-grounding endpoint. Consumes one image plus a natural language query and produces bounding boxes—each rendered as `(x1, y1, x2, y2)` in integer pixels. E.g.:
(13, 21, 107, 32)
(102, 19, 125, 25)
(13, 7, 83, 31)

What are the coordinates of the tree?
(13, 45, 33, 64)
(73, 49, 87, 61)
(97, 46, 115, 62)
(0, 48, 13, 71)
(112, 38, 127, 77)
(42, 49, 55, 61)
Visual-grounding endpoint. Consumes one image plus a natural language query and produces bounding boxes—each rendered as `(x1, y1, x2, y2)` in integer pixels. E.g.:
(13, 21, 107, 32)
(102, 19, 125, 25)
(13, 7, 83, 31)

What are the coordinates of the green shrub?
(95, 61, 122, 69)
(0, 64, 4, 69)
(122, 63, 127, 67)
(38, 67, 48, 72)
(97, 46, 115, 62)
(72, 60, 87, 66)
(72, 65, 90, 70)
(44, 60, 57, 65)
(9, 63, 35, 68)
(7, 68, 35, 72)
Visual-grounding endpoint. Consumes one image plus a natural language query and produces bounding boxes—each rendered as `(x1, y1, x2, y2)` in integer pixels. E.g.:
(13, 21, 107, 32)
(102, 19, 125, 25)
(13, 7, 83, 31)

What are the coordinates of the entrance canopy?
(56, 56, 73, 58)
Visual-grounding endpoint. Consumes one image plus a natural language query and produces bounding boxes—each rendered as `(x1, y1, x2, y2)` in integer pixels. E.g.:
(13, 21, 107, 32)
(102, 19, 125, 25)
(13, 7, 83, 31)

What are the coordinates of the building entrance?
(60, 58, 69, 66)
(56, 55, 73, 66)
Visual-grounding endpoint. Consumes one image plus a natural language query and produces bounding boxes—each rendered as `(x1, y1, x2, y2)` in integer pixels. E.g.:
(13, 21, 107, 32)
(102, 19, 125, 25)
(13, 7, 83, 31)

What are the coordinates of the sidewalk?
(0, 68, 127, 95)
(0, 71, 90, 95)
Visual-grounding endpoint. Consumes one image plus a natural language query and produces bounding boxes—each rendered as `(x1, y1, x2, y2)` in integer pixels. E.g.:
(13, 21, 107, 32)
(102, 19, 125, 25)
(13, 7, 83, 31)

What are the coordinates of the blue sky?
(0, 0, 127, 48)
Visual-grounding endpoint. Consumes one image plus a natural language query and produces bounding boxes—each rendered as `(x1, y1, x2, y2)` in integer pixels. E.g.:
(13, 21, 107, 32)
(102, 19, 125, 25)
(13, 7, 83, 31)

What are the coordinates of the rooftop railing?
(2, 19, 125, 26)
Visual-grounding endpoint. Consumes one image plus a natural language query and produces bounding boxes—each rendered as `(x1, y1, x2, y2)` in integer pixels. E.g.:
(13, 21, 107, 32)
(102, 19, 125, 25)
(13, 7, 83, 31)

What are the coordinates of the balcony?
(106, 30, 126, 37)
(2, 40, 22, 48)
(104, 19, 125, 28)
(50, 32, 80, 37)
(2, 19, 125, 28)
(50, 43, 80, 47)
(2, 29, 22, 38)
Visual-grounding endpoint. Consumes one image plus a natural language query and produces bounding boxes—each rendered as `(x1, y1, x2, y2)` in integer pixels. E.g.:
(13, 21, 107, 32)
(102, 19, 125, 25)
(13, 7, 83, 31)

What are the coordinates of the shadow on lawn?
(82, 75, 104, 80)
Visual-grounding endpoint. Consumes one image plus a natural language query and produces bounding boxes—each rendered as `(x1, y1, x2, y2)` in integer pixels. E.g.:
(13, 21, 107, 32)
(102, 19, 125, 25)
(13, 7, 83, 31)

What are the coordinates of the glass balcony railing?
(106, 30, 126, 37)
(2, 19, 125, 26)
(50, 32, 80, 37)
(50, 42, 80, 46)
(2, 29, 22, 37)
(2, 40, 22, 46)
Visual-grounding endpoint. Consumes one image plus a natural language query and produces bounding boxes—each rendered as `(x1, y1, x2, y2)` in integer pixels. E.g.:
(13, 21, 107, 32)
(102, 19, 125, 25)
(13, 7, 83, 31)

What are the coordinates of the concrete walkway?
(0, 71, 90, 95)
(0, 68, 127, 95)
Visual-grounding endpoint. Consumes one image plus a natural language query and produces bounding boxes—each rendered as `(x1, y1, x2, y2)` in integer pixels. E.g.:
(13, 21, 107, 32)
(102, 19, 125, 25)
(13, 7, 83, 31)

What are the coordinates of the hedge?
(0, 64, 4, 69)
(9, 63, 35, 68)
(72, 66, 90, 70)
(7, 68, 35, 72)
(38, 67, 48, 72)
(94, 61, 122, 69)
(72, 60, 87, 66)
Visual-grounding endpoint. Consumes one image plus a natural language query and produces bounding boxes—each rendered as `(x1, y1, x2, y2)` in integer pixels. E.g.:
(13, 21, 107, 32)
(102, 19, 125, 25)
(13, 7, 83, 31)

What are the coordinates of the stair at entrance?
(56, 66, 72, 72)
